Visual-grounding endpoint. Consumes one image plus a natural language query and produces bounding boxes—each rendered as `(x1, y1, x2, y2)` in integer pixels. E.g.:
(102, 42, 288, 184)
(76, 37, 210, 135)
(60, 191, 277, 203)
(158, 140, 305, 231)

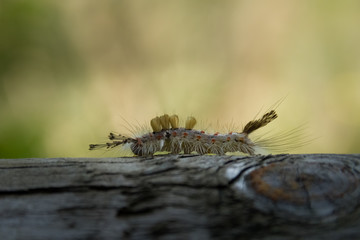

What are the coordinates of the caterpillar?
(89, 110, 296, 157)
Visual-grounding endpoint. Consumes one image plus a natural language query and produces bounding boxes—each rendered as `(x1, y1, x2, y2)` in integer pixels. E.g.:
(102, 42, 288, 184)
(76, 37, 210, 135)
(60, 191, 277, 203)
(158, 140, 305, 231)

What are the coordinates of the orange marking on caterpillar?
(136, 138, 143, 145)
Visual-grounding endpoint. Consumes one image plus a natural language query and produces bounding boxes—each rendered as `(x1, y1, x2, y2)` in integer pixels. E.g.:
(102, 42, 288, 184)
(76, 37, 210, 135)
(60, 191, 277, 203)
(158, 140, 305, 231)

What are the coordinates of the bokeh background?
(1, 0, 359, 158)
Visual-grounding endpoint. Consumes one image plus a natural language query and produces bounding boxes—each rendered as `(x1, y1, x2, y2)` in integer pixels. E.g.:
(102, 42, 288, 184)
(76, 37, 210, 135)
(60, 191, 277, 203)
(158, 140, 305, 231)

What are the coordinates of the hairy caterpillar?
(89, 110, 298, 157)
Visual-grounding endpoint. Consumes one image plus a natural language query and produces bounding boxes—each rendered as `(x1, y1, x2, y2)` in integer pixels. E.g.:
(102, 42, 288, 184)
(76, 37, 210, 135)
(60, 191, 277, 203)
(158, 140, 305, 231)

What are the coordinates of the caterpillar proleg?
(89, 110, 303, 157)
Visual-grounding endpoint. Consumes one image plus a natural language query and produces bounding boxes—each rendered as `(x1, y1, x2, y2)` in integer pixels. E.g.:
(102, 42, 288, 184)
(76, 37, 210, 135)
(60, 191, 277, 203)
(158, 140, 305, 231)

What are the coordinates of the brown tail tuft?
(242, 110, 278, 134)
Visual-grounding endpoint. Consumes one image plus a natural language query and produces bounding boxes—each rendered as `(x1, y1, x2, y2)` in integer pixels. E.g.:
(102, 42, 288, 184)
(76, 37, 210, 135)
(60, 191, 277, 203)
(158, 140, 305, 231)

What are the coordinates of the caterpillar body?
(89, 110, 284, 157)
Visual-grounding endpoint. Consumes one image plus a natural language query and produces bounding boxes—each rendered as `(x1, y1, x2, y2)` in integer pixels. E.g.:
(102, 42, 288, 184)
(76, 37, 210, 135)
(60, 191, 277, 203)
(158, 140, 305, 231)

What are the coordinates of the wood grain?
(1, 154, 360, 240)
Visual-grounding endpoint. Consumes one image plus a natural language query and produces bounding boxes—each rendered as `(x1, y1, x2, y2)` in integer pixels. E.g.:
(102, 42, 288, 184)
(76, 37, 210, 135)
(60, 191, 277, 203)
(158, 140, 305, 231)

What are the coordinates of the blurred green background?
(1, 0, 359, 158)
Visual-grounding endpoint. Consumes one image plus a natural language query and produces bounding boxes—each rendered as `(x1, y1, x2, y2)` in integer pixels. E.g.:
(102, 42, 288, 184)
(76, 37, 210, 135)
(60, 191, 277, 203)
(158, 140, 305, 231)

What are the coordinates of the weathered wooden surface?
(1, 154, 360, 240)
